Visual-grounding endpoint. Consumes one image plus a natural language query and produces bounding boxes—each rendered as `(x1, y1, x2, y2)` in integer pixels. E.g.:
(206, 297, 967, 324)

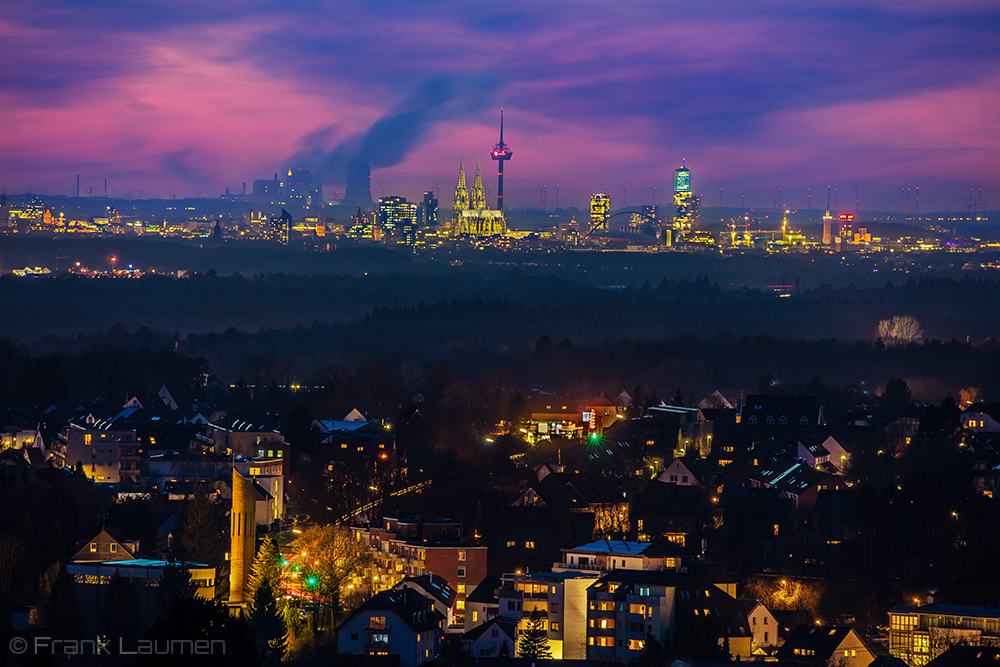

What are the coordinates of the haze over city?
(2, 0, 999, 210)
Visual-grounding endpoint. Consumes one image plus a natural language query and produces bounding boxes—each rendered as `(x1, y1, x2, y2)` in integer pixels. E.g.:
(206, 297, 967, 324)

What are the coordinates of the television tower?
(490, 109, 512, 211)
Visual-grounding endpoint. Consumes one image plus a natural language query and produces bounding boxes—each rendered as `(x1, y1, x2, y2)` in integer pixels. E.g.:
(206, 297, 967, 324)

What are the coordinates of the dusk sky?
(1, 0, 998, 211)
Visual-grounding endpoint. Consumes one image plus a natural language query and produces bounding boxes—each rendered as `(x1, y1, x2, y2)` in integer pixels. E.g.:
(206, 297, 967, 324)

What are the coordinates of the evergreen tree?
(100, 570, 141, 653)
(249, 580, 286, 665)
(517, 607, 552, 659)
(628, 633, 673, 667)
(178, 486, 225, 566)
(47, 567, 82, 640)
(155, 564, 196, 618)
(247, 536, 282, 599)
(138, 595, 261, 667)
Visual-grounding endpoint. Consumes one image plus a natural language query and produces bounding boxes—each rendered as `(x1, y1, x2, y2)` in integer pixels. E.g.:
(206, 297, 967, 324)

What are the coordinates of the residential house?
(208, 416, 288, 479)
(631, 481, 705, 546)
(71, 528, 140, 562)
(336, 588, 445, 667)
(797, 435, 849, 472)
(463, 575, 501, 632)
(62, 421, 140, 484)
(461, 615, 517, 658)
(740, 394, 824, 428)
(739, 598, 780, 655)
(391, 574, 456, 627)
(658, 456, 711, 487)
(776, 624, 874, 666)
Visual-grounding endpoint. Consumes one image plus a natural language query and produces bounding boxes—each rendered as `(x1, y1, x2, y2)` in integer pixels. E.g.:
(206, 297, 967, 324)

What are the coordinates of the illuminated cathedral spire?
(453, 158, 469, 212)
(471, 159, 487, 211)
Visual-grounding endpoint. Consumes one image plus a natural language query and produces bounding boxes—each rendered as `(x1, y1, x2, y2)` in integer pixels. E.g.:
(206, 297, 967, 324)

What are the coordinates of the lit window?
(90, 543, 97, 552)
(458, 551, 466, 561)
(525, 542, 535, 549)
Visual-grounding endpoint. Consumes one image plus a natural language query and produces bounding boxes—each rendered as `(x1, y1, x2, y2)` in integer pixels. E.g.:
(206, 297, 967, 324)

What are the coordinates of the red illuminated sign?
(839, 214, 855, 221)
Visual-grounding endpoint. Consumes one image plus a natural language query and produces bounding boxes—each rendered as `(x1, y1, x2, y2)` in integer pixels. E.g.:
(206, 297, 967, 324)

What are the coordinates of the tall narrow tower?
(229, 469, 256, 607)
(490, 110, 512, 211)
(471, 160, 486, 211)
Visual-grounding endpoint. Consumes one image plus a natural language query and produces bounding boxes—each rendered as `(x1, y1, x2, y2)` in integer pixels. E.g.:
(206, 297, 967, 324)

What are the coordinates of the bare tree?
(291, 525, 371, 626)
(876, 315, 923, 347)
(959, 387, 983, 407)
(0, 532, 28, 591)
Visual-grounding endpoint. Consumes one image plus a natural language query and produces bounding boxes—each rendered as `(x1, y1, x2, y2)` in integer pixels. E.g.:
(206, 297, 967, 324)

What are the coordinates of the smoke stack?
(344, 160, 373, 208)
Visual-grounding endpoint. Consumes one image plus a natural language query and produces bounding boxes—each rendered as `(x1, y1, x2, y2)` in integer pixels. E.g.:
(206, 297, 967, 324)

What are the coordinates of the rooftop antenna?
(808, 187, 811, 210)
(856, 186, 859, 211)
(555, 184, 559, 209)
(826, 185, 831, 210)
(623, 184, 627, 209)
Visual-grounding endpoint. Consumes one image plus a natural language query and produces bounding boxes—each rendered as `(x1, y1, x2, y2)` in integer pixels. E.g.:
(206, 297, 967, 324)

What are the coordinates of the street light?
(110, 256, 117, 273)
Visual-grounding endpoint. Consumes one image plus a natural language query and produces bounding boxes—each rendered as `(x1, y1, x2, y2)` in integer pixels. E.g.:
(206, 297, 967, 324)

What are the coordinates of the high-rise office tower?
(822, 210, 835, 244)
(270, 208, 292, 245)
(490, 110, 512, 211)
(378, 196, 418, 244)
(420, 191, 439, 227)
(590, 193, 610, 228)
(673, 164, 698, 233)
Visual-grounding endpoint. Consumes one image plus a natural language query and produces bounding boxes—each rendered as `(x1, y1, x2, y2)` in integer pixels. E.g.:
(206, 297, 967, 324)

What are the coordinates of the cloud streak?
(0, 0, 997, 209)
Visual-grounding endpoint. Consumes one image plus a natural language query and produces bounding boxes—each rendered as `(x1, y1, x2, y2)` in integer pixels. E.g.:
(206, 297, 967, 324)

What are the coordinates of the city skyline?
(1, 1, 998, 211)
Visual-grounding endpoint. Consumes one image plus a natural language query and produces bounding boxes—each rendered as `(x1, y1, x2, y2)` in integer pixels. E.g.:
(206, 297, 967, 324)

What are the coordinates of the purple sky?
(1, 0, 998, 211)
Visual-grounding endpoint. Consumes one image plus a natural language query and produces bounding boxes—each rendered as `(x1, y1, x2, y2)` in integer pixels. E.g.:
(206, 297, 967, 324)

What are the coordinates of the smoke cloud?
(290, 75, 496, 188)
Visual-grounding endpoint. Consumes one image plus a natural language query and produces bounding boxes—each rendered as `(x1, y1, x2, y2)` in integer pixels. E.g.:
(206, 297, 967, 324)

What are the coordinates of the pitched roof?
(395, 573, 456, 607)
(775, 624, 863, 661)
(466, 575, 502, 604)
(460, 615, 518, 643)
(351, 589, 446, 633)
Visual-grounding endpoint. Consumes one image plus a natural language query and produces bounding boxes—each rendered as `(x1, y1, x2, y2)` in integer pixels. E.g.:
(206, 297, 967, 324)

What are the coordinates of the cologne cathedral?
(450, 159, 506, 236)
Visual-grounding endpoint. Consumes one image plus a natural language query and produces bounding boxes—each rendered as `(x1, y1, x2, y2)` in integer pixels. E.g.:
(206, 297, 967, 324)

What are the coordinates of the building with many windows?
(62, 422, 139, 484)
(889, 604, 1000, 666)
(672, 165, 699, 235)
(351, 516, 487, 625)
(583, 566, 749, 663)
(378, 196, 418, 244)
(497, 570, 600, 659)
(590, 193, 610, 230)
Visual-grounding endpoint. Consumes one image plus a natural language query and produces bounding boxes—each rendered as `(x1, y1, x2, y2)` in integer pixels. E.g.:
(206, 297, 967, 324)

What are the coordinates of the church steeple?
(453, 159, 469, 212)
(471, 159, 486, 211)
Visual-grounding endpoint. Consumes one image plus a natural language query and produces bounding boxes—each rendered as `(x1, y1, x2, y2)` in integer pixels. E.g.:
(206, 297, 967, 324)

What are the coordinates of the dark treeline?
(2, 322, 999, 413)
(5, 271, 1000, 346)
